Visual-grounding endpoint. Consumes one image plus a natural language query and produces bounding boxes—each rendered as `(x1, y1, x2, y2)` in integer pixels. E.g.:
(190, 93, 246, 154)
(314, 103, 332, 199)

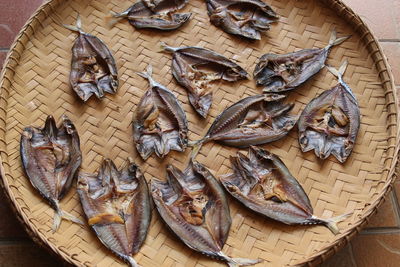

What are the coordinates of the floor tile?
(0, 51, 6, 69)
(0, 190, 28, 238)
(341, 0, 400, 40)
(351, 233, 400, 267)
(380, 42, 400, 86)
(365, 191, 399, 228)
(320, 244, 356, 267)
(0, 242, 61, 266)
(393, 179, 400, 206)
(0, 0, 44, 47)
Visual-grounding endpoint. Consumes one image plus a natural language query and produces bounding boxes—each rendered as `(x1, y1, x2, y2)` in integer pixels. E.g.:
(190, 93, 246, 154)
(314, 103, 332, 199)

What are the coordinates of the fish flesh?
(161, 43, 249, 118)
(77, 158, 151, 267)
(64, 16, 118, 101)
(20, 115, 83, 232)
(109, 0, 191, 31)
(298, 61, 360, 163)
(254, 30, 350, 93)
(221, 146, 350, 234)
(151, 161, 261, 266)
(206, 0, 279, 40)
(133, 65, 188, 160)
(191, 94, 297, 156)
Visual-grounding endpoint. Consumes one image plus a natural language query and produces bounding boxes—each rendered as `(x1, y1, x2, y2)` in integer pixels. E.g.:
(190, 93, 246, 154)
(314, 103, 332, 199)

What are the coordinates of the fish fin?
(326, 65, 342, 80)
(338, 60, 349, 76)
(313, 212, 352, 235)
(327, 29, 351, 49)
(52, 210, 62, 233)
(228, 258, 263, 267)
(160, 42, 179, 53)
(219, 252, 262, 267)
(63, 24, 80, 33)
(60, 209, 84, 225)
(127, 256, 140, 267)
(76, 14, 82, 29)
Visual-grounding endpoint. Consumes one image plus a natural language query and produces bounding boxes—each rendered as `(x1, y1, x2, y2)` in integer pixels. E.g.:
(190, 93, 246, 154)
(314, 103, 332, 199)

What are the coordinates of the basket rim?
(0, 0, 398, 266)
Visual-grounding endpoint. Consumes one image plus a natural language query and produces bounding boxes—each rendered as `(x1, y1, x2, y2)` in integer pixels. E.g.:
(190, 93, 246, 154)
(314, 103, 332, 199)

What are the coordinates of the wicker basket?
(0, 0, 398, 266)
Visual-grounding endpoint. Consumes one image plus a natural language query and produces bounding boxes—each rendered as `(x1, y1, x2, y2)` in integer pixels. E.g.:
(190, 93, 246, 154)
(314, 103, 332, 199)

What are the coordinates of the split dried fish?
(77, 158, 151, 267)
(254, 30, 350, 93)
(64, 16, 118, 101)
(133, 65, 188, 160)
(109, 0, 191, 30)
(206, 0, 279, 40)
(162, 43, 249, 118)
(191, 94, 297, 155)
(221, 146, 350, 234)
(298, 61, 360, 163)
(20, 115, 83, 232)
(151, 161, 261, 266)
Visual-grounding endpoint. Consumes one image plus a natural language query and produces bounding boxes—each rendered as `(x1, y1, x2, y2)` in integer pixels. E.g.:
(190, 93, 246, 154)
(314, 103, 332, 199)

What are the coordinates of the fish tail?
(327, 60, 348, 78)
(219, 252, 262, 267)
(136, 65, 156, 87)
(52, 204, 84, 232)
(63, 14, 83, 34)
(52, 209, 62, 233)
(327, 29, 351, 49)
(326, 60, 356, 100)
(312, 212, 352, 235)
(160, 42, 179, 53)
(105, 10, 128, 28)
(189, 139, 206, 159)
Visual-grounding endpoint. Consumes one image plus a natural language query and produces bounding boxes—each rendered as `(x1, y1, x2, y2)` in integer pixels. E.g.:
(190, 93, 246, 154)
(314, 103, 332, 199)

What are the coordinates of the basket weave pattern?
(0, 0, 398, 266)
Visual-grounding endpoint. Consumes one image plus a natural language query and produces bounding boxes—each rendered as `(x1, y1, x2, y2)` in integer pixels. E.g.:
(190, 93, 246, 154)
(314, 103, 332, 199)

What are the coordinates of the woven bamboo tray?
(0, 0, 398, 266)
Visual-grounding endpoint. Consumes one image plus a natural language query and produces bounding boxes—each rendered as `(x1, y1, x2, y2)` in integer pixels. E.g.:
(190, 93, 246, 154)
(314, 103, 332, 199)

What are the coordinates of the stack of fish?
(19, 0, 362, 266)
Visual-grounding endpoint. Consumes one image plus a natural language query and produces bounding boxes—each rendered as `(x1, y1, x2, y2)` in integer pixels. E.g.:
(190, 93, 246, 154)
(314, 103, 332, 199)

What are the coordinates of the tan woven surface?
(0, 0, 398, 266)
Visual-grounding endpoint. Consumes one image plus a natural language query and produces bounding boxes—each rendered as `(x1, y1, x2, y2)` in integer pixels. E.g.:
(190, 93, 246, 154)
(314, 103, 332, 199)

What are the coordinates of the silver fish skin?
(221, 146, 350, 234)
(192, 94, 297, 154)
(254, 30, 350, 93)
(64, 16, 118, 101)
(151, 160, 261, 266)
(77, 158, 151, 267)
(133, 65, 188, 160)
(206, 0, 279, 40)
(298, 61, 360, 163)
(162, 43, 249, 118)
(110, 0, 191, 31)
(20, 115, 83, 232)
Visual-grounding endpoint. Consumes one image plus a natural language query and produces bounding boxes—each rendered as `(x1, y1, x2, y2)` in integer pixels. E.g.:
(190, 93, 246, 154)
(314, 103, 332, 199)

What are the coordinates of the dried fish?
(191, 94, 297, 156)
(254, 30, 350, 93)
(298, 61, 360, 163)
(64, 16, 118, 101)
(133, 65, 188, 160)
(221, 146, 350, 234)
(109, 0, 191, 31)
(206, 0, 279, 40)
(151, 161, 261, 266)
(77, 158, 151, 267)
(20, 115, 83, 232)
(161, 43, 249, 118)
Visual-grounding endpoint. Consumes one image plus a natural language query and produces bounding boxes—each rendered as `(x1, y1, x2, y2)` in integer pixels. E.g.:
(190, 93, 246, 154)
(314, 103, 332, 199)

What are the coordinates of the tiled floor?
(0, 0, 399, 266)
